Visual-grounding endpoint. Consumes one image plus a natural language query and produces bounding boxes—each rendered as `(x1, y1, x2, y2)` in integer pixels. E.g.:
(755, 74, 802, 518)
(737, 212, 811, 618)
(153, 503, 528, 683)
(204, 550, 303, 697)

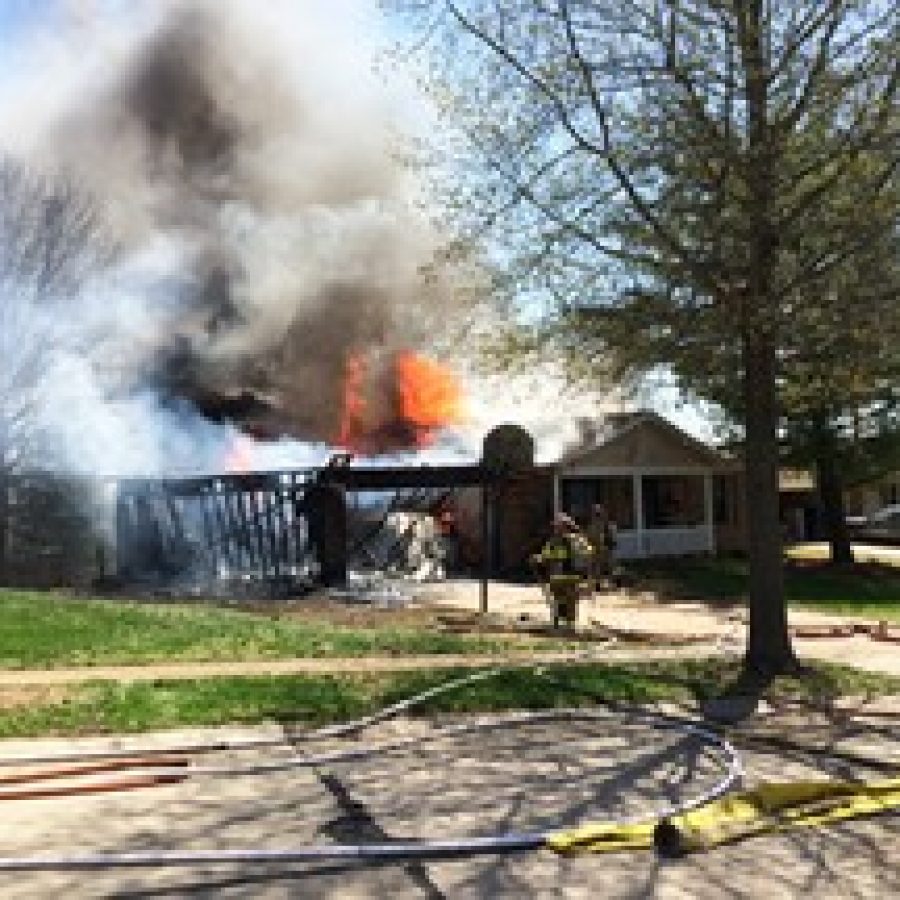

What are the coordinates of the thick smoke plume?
(0, 0, 612, 480)
(1, 0, 463, 476)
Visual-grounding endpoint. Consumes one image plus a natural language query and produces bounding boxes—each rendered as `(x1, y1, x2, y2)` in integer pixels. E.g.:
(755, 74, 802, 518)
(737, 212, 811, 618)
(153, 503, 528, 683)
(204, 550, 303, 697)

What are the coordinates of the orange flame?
(395, 351, 463, 447)
(336, 352, 368, 452)
(334, 349, 463, 453)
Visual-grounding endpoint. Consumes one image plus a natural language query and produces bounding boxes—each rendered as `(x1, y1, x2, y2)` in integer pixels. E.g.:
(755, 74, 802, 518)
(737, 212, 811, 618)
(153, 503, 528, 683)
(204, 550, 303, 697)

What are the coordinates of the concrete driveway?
(786, 543, 900, 565)
(0, 708, 896, 898)
(419, 580, 900, 677)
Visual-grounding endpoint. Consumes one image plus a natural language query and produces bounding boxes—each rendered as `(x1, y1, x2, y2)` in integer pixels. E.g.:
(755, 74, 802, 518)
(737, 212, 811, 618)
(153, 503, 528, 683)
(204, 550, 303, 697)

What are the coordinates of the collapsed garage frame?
(117, 465, 484, 599)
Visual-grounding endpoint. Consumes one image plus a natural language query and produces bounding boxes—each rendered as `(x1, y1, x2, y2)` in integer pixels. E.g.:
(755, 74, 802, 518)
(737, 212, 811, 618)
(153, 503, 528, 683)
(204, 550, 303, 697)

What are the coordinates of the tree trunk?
(815, 443, 854, 565)
(739, 1, 795, 677)
(742, 334, 795, 675)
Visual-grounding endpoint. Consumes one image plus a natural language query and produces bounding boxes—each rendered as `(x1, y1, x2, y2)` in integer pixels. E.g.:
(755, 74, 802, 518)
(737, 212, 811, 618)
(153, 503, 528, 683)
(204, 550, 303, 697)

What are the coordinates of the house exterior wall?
(713, 469, 746, 554)
(494, 469, 556, 577)
(449, 468, 556, 578)
(712, 470, 822, 552)
(449, 486, 484, 571)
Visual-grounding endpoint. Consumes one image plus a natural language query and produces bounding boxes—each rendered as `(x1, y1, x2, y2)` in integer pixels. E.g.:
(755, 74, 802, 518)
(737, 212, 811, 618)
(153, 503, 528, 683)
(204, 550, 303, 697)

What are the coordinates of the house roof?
(558, 409, 725, 469)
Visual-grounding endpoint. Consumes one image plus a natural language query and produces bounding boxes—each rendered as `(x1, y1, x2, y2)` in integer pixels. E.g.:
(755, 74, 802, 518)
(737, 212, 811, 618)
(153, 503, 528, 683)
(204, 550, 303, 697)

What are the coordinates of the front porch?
(556, 467, 715, 560)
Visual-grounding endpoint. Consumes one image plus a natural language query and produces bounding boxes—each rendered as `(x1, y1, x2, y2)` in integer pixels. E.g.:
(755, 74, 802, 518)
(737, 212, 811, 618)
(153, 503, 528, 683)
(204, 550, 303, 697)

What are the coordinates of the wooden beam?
(320, 465, 489, 490)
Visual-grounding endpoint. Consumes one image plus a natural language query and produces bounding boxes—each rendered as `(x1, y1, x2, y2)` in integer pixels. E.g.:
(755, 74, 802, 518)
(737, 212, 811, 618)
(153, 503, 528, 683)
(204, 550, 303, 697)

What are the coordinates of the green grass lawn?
(0, 588, 537, 668)
(629, 558, 900, 622)
(1, 658, 895, 738)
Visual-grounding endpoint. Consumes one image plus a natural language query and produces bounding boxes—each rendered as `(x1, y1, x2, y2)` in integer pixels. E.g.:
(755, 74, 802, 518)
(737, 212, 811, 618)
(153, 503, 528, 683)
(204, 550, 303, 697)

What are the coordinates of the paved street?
(0, 708, 896, 898)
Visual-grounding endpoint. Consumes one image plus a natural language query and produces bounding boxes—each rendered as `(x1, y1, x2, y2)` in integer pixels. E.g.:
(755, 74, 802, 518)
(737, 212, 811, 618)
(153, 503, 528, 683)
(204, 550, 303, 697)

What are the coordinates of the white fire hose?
(0, 657, 742, 871)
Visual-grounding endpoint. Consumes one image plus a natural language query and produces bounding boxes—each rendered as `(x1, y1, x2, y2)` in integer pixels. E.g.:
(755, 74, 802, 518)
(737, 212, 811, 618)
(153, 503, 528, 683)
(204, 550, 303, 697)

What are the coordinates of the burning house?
(0, 1, 611, 594)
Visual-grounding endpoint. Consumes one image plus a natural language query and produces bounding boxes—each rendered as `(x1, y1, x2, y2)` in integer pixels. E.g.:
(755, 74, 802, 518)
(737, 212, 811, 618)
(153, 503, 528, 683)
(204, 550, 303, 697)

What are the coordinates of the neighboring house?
(845, 471, 900, 517)
(777, 468, 818, 543)
(765, 468, 900, 542)
(555, 411, 729, 559)
(450, 411, 741, 572)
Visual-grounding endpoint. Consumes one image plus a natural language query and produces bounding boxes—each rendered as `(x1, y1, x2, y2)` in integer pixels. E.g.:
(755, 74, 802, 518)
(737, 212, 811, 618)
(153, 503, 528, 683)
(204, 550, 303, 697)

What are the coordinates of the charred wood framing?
(115, 424, 538, 598)
(115, 465, 508, 594)
(115, 470, 317, 593)
(319, 465, 487, 490)
(114, 466, 497, 592)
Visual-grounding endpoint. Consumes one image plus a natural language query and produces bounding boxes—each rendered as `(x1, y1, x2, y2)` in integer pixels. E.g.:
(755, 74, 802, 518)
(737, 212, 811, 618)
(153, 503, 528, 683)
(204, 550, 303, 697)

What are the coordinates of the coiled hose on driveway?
(0, 656, 744, 871)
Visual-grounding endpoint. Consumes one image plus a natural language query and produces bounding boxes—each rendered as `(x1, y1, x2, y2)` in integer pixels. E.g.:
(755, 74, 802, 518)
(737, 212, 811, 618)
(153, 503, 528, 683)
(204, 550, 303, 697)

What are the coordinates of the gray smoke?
(0, 0, 460, 476)
(0, 0, 616, 481)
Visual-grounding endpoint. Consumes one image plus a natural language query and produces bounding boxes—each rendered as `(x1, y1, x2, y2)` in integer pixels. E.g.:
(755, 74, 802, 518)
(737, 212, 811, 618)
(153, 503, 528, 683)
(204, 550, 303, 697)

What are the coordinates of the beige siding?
(565, 420, 717, 469)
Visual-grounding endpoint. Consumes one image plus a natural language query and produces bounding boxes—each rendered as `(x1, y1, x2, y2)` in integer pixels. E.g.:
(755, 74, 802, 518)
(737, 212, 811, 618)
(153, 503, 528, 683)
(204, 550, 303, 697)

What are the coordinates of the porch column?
(633, 471, 644, 556)
(704, 471, 715, 555)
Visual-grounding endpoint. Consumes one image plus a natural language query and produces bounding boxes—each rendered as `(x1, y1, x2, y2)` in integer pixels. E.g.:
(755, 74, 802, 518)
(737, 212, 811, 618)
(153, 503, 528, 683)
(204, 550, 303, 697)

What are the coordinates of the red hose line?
(0, 771, 188, 802)
(0, 755, 189, 787)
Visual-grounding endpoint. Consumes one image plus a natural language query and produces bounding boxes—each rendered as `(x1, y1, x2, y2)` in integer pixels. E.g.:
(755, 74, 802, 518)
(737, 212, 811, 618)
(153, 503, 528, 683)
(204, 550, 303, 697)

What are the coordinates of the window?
(595, 477, 635, 529)
(561, 479, 594, 526)
(642, 474, 705, 529)
(561, 477, 635, 529)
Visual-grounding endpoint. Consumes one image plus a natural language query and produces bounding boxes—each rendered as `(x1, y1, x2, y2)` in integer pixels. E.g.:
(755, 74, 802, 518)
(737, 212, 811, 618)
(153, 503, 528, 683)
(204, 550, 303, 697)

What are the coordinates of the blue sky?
(0, 0, 50, 41)
(0, 1, 129, 48)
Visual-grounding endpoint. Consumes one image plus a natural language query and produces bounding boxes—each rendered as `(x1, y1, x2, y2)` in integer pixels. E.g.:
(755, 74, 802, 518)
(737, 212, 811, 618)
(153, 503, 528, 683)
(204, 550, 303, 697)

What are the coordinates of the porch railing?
(615, 527, 712, 559)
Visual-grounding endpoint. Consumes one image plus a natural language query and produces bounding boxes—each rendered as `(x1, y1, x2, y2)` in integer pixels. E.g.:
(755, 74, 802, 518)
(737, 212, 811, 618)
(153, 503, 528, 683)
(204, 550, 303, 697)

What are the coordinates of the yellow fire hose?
(548, 776, 900, 857)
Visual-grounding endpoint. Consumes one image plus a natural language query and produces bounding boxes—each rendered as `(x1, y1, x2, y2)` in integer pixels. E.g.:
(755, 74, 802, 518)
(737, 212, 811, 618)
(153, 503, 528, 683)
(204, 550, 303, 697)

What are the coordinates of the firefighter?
(585, 503, 618, 587)
(530, 513, 595, 628)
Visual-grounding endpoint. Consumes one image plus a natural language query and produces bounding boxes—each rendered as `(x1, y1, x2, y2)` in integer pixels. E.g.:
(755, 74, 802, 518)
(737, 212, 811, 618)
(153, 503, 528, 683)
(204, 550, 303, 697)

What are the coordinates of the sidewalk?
(0, 632, 896, 685)
(0, 645, 718, 686)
